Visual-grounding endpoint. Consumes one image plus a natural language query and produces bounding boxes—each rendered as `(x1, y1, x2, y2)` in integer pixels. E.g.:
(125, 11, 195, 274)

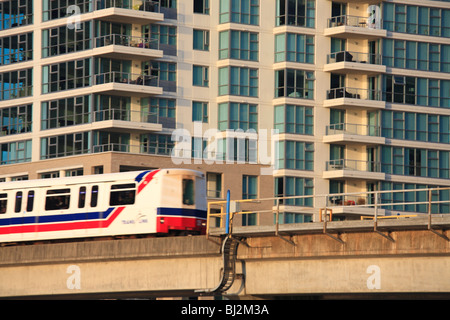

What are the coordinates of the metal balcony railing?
(327, 87, 382, 101)
(95, 71, 159, 87)
(327, 51, 382, 65)
(326, 123, 381, 137)
(95, 0, 160, 13)
(328, 15, 383, 29)
(95, 34, 159, 50)
(326, 159, 381, 172)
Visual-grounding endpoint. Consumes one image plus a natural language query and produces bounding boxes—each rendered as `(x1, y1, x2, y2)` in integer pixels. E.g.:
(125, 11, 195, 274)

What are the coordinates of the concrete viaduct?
(0, 216, 449, 299)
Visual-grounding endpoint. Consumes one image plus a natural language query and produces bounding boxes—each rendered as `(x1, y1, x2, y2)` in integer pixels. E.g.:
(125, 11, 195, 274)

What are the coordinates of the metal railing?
(95, 71, 159, 87)
(95, 0, 160, 12)
(95, 34, 159, 50)
(326, 123, 381, 137)
(206, 187, 450, 239)
(328, 15, 383, 29)
(327, 51, 382, 65)
(93, 109, 158, 124)
(325, 159, 381, 172)
(327, 87, 382, 101)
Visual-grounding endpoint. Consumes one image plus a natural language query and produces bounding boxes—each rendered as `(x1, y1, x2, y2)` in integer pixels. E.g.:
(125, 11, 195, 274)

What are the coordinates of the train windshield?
(182, 179, 195, 205)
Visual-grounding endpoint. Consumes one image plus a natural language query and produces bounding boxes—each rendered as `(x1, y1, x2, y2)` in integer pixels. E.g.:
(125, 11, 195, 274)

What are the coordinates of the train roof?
(0, 169, 204, 191)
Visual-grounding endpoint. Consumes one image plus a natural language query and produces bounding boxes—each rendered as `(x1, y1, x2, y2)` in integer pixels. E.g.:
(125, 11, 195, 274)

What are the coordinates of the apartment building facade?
(0, 0, 449, 224)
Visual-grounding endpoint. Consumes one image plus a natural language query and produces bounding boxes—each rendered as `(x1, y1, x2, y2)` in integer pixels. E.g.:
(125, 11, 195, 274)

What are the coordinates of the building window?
(382, 75, 450, 108)
(217, 137, 257, 163)
(381, 110, 450, 144)
(0, 140, 31, 165)
(274, 176, 313, 207)
(383, 3, 450, 38)
(207, 173, 222, 198)
(275, 69, 314, 99)
(144, 61, 176, 92)
(144, 24, 177, 56)
(274, 104, 313, 135)
(42, 59, 91, 94)
(140, 134, 174, 156)
(193, 29, 209, 51)
(193, 65, 209, 87)
(0, 104, 32, 136)
(194, 0, 209, 14)
(94, 95, 130, 122)
(191, 137, 207, 159)
(42, 95, 92, 130)
(381, 146, 450, 179)
(218, 66, 258, 97)
(219, 0, 259, 25)
(0, 32, 33, 65)
(93, 131, 129, 153)
(276, 140, 314, 171)
(276, 0, 316, 28)
(141, 97, 176, 128)
(42, 22, 92, 57)
(218, 102, 257, 131)
(383, 39, 450, 73)
(0, 0, 33, 30)
(43, 0, 92, 21)
(219, 30, 258, 61)
(41, 132, 91, 159)
(275, 33, 314, 64)
(192, 101, 208, 123)
(0, 68, 32, 100)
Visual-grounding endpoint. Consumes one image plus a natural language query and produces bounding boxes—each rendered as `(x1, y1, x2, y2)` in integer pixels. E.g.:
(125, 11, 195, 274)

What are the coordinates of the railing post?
(225, 190, 231, 235)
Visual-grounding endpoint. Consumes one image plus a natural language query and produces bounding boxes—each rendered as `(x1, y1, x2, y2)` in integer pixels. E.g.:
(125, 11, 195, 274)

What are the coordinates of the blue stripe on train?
(157, 207, 207, 219)
(0, 207, 114, 226)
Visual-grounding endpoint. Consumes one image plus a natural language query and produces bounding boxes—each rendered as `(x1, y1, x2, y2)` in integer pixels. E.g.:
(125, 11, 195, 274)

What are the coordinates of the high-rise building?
(0, 0, 449, 224)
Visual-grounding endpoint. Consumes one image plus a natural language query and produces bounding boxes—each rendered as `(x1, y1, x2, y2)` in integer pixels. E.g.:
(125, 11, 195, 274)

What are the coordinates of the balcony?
(93, 0, 164, 24)
(324, 159, 385, 180)
(324, 123, 385, 145)
(324, 15, 387, 40)
(93, 34, 163, 61)
(324, 87, 385, 110)
(93, 71, 163, 97)
(91, 109, 164, 133)
(324, 51, 386, 75)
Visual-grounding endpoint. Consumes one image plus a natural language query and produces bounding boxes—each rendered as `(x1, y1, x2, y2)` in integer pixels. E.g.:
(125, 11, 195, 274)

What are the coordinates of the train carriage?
(0, 169, 207, 244)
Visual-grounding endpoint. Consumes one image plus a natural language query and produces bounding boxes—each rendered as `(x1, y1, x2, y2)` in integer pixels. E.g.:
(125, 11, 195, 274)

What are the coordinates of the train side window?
(182, 179, 195, 205)
(110, 183, 136, 206)
(45, 189, 70, 210)
(15, 191, 23, 213)
(91, 185, 98, 207)
(78, 186, 86, 208)
(26, 191, 35, 212)
(0, 193, 7, 214)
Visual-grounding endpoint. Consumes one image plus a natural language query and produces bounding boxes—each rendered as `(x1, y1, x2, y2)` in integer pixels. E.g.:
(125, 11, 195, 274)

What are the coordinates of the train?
(0, 169, 207, 244)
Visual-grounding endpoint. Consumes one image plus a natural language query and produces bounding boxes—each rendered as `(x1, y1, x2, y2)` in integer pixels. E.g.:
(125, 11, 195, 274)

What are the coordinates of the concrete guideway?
(0, 217, 449, 299)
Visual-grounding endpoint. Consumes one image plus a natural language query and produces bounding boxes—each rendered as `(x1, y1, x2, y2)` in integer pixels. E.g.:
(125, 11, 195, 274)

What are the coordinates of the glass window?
(182, 179, 195, 205)
(274, 104, 313, 135)
(110, 183, 136, 206)
(218, 102, 257, 131)
(45, 189, 71, 210)
(0, 193, 7, 214)
(78, 187, 86, 208)
(276, 0, 315, 28)
(218, 66, 258, 97)
(192, 101, 208, 123)
(41, 132, 91, 159)
(193, 29, 209, 51)
(194, 0, 209, 14)
(219, 30, 258, 61)
(276, 140, 314, 170)
(0, 32, 33, 65)
(275, 69, 314, 99)
(220, 0, 259, 25)
(275, 33, 314, 63)
(0, 0, 33, 30)
(0, 68, 32, 101)
(193, 65, 209, 87)
(26, 190, 34, 212)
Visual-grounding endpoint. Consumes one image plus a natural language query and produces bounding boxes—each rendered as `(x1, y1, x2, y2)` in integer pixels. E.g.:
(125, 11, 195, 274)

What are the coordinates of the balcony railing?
(327, 51, 381, 65)
(328, 15, 383, 29)
(327, 87, 382, 101)
(93, 109, 159, 124)
(92, 143, 130, 153)
(326, 159, 381, 172)
(326, 123, 381, 137)
(95, 0, 160, 13)
(95, 71, 159, 87)
(95, 34, 159, 50)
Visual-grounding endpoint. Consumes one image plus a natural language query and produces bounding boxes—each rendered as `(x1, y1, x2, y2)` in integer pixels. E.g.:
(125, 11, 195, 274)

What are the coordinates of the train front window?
(0, 193, 7, 214)
(110, 183, 136, 206)
(45, 189, 70, 210)
(182, 179, 195, 205)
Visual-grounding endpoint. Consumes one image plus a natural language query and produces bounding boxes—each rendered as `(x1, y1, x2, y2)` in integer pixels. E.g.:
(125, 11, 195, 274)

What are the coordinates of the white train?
(0, 169, 207, 244)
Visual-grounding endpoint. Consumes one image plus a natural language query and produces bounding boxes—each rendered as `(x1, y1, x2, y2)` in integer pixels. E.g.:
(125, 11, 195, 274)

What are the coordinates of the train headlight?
(160, 218, 164, 224)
